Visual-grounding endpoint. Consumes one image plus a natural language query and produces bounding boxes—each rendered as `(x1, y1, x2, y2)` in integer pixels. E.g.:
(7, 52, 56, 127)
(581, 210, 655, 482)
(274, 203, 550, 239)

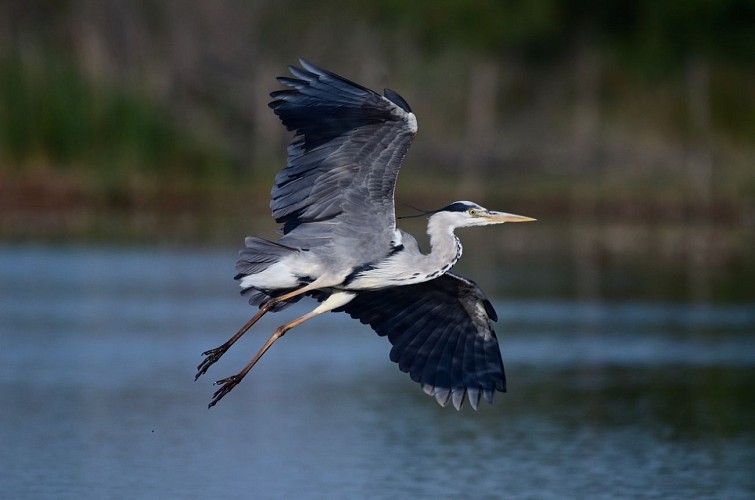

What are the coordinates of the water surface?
(1, 246, 753, 499)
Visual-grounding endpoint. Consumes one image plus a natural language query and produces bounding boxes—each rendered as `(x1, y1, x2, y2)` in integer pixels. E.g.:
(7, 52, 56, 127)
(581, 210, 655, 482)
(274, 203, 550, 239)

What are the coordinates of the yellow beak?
(484, 211, 537, 223)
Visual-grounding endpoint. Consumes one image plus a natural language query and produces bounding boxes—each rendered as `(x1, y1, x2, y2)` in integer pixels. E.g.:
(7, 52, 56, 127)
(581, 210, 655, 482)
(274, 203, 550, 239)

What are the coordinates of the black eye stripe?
(442, 202, 476, 212)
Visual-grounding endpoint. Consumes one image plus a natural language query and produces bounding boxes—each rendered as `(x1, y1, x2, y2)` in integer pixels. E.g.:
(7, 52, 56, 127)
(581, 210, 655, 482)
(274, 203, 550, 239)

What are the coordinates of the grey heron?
(196, 60, 535, 410)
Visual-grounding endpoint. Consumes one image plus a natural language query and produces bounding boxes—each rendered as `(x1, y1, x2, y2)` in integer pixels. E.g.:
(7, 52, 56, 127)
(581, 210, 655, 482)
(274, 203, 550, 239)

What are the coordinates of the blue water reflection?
(1, 246, 753, 499)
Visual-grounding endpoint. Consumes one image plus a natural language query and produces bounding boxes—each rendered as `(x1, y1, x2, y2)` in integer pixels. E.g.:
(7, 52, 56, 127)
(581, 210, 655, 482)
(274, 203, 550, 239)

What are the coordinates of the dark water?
(1, 246, 754, 499)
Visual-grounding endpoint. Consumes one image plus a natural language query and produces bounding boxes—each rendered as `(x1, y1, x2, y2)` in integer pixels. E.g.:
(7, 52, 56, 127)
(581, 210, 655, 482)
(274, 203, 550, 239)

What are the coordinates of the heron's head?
(436, 201, 536, 228)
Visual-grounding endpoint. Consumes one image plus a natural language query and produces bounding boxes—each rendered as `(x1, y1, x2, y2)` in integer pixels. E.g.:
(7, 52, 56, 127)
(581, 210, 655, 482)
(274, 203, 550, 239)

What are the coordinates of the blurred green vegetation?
(390, 0, 754, 68)
(0, 53, 232, 186)
(0, 0, 753, 237)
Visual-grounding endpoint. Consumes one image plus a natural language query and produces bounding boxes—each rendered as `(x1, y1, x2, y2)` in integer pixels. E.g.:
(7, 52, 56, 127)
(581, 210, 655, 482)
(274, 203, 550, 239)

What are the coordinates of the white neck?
(342, 212, 464, 289)
(423, 212, 463, 276)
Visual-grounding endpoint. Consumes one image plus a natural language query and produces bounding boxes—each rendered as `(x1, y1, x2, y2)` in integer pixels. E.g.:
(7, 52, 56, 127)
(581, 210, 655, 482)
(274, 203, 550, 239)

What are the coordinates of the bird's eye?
(468, 208, 479, 216)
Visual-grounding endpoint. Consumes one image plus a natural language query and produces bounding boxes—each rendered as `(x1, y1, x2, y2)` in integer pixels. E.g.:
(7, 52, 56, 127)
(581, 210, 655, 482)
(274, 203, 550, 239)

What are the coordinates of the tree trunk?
(570, 43, 602, 300)
(457, 58, 500, 196)
(685, 55, 713, 303)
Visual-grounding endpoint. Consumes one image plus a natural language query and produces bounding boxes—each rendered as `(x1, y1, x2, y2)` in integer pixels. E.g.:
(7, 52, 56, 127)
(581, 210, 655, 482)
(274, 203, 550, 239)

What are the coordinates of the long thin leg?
(207, 291, 355, 408)
(195, 282, 325, 380)
(195, 305, 269, 380)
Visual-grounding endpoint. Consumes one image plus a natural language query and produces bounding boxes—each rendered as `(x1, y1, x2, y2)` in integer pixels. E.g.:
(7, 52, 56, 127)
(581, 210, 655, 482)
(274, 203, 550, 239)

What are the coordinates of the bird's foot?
(195, 345, 228, 381)
(208, 374, 244, 408)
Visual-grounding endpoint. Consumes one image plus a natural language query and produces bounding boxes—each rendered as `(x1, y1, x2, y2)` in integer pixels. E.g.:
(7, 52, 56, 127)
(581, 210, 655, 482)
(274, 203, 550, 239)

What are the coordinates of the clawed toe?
(213, 375, 238, 387)
(208, 375, 242, 408)
(195, 346, 227, 380)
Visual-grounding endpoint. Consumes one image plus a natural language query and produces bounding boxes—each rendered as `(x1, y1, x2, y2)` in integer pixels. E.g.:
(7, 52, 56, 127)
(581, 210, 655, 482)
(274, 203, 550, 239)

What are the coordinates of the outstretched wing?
(268, 60, 417, 254)
(335, 272, 506, 410)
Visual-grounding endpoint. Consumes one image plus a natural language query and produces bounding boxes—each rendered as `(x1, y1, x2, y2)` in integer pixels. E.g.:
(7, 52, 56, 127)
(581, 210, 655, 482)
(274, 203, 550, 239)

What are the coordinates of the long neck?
(422, 213, 463, 276)
(354, 214, 462, 287)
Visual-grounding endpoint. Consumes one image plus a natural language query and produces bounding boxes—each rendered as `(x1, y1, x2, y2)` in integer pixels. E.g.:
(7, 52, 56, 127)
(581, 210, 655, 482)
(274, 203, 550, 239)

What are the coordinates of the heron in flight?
(196, 60, 535, 410)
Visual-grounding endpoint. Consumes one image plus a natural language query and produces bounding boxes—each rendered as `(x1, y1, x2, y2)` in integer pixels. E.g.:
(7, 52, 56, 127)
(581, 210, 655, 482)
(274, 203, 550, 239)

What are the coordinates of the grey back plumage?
(268, 60, 417, 260)
(334, 272, 505, 410)
(229, 61, 512, 411)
